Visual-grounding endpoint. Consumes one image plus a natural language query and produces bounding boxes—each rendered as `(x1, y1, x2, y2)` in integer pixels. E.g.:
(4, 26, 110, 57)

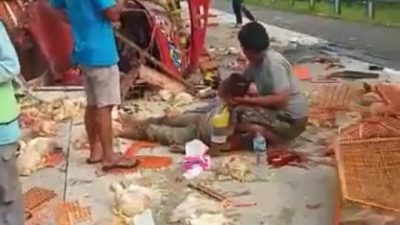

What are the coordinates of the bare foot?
(169, 145, 185, 154)
(88, 142, 103, 163)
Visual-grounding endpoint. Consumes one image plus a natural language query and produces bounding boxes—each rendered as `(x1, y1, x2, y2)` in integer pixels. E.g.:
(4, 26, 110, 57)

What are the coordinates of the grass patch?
(243, 0, 400, 26)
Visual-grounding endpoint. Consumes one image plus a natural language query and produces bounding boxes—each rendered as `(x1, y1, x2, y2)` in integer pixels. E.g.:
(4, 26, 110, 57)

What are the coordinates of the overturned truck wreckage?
(0, 0, 211, 95)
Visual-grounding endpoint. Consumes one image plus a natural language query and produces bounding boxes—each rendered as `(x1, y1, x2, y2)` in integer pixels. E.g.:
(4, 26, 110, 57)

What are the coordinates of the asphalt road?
(212, 0, 400, 69)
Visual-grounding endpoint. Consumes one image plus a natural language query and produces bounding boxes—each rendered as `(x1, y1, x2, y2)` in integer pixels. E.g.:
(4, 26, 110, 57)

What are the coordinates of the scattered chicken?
(20, 98, 84, 130)
(174, 92, 193, 106)
(51, 99, 84, 122)
(158, 89, 173, 102)
(30, 120, 57, 137)
(16, 137, 57, 176)
(109, 182, 151, 225)
(158, 89, 193, 106)
(219, 156, 257, 182)
(168, 193, 222, 224)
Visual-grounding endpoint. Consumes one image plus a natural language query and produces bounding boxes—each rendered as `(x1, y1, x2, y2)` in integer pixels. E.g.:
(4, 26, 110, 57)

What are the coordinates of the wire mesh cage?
(309, 82, 361, 110)
(337, 118, 400, 212)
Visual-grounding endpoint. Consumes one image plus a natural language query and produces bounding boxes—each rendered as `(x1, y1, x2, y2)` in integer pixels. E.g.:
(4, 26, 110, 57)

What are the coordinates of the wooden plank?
(140, 65, 187, 94)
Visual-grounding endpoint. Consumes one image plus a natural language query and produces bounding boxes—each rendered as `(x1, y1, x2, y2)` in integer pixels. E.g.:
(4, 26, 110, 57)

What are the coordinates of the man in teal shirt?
(0, 21, 24, 225)
(50, 0, 137, 170)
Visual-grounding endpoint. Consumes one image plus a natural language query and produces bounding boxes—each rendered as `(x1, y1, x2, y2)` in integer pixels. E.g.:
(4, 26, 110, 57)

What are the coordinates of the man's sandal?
(86, 158, 102, 164)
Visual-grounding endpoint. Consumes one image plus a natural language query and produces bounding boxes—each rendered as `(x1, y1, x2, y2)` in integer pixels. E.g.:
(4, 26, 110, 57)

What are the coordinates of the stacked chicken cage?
(337, 117, 400, 211)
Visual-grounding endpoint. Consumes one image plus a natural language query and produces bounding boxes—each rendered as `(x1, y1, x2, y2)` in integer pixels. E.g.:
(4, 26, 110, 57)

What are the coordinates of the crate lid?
(340, 117, 400, 142)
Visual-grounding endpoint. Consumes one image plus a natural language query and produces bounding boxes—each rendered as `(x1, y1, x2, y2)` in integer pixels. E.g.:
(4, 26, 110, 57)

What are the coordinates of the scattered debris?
(267, 150, 307, 168)
(368, 64, 384, 71)
(139, 65, 188, 94)
(56, 201, 92, 225)
(218, 155, 258, 182)
(124, 141, 158, 158)
(326, 70, 380, 79)
(293, 64, 312, 80)
(187, 183, 226, 202)
(168, 193, 225, 224)
(20, 97, 84, 125)
(306, 203, 321, 209)
(23, 187, 57, 212)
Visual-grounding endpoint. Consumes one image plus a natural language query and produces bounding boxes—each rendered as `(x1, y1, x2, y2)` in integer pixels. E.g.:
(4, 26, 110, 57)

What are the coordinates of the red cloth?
(26, 0, 74, 81)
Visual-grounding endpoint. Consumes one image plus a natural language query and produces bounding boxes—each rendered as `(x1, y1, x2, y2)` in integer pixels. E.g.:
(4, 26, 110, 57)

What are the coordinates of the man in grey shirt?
(231, 22, 308, 147)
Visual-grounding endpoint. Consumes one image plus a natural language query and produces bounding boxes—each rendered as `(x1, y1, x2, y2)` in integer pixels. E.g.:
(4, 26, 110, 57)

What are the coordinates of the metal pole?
(309, 0, 315, 9)
(366, 0, 375, 19)
(334, 0, 341, 15)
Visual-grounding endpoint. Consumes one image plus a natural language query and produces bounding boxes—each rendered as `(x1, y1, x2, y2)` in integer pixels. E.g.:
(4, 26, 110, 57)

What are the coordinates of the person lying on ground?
(50, 0, 137, 171)
(115, 73, 250, 155)
(231, 21, 308, 149)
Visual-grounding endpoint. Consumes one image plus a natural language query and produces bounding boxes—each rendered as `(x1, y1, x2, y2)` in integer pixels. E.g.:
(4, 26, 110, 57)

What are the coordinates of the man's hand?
(229, 91, 289, 109)
(228, 96, 247, 108)
(104, 0, 125, 22)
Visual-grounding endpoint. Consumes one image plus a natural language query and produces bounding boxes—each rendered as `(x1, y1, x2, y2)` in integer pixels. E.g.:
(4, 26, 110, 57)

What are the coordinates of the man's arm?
(93, 0, 124, 22)
(233, 64, 291, 108)
(234, 91, 289, 109)
(0, 22, 20, 84)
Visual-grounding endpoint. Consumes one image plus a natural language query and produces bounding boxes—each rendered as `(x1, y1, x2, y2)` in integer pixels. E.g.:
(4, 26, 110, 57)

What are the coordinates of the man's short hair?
(238, 22, 270, 53)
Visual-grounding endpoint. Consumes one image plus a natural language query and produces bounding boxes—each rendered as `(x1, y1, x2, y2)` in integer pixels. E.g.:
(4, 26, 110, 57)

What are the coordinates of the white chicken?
(16, 137, 57, 176)
(30, 120, 57, 137)
(169, 194, 221, 223)
(109, 182, 151, 225)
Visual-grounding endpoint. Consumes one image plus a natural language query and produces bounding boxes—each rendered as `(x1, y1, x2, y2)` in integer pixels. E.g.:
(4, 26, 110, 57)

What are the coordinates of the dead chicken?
(218, 156, 257, 182)
(20, 107, 42, 128)
(109, 181, 151, 225)
(168, 193, 222, 224)
(40, 98, 83, 122)
(16, 137, 57, 176)
(30, 119, 57, 137)
(52, 99, 83, 122)
(158, 89, 194, 107)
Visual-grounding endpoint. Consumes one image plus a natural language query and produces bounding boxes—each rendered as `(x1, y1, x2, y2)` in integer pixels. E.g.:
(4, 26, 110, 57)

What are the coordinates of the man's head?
(218, 73, 250, 100)
(238, 22, 270, 62)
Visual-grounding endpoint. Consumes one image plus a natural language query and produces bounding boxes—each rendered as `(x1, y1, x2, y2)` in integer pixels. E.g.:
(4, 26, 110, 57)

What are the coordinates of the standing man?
(0, 20, 24, 225)
(232, 0, 256, 27)
(50, 0, 137, 170)
(231, 22, 308, 149)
